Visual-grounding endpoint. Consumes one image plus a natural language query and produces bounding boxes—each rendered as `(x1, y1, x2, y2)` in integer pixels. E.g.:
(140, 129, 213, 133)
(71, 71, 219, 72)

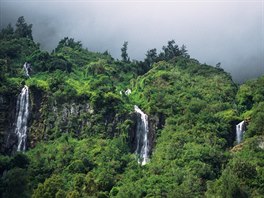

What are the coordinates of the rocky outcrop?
(258, 137, 264, 149)
(1, 85, 165, 158)
(28, 88, 95, 147)
(0, 92, 21, 154)
(148, 113, 165, 155)
(27, 86, 131, 147)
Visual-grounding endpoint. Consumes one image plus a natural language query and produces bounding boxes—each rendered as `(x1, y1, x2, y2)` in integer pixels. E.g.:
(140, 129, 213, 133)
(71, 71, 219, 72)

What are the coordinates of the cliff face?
(148, 113, 165, 155)
(1, 86, 162, 160)
(13, 87, 134, 150)
(0, 93, 17, 154)
(27, 87, 94, 147)
(1, 83, 160, 156)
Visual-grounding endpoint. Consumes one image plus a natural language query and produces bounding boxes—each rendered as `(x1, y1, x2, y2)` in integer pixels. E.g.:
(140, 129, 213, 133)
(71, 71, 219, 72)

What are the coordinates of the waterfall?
(14, 85, 29, 151)
(125, 89, 131, 95)
(23, 62, 30, 77)
(236, 121, 245, 144)
(134, 105, 149, 165)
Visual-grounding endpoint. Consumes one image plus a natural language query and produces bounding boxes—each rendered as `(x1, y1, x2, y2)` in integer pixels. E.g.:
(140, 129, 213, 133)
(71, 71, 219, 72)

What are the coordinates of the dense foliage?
(0, 17, 263, 197)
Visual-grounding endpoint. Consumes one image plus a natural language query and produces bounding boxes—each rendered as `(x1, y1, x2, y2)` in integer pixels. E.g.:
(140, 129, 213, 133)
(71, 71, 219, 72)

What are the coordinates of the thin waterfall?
(236, 121, 245, 144)
(14, 85, 29, 151)
(23, 62, 30, 77)
(134, 105, 149, 165)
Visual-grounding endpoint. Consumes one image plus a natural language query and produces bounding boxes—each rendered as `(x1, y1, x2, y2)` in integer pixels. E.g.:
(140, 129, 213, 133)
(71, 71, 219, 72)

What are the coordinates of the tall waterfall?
(236, 121, 245, 144)
(14, 85, 29, 151)
(134, 105, 149, 165)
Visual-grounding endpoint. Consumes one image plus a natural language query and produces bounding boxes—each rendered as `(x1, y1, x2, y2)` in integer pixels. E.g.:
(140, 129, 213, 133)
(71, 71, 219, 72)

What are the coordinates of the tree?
(121, 41, 130, 62)
(216, 62, 221, 68)
(0, 23, 14, 38)
(14, 16, 33, 40)
(158, 40, 181, 61)
(145, 48, 157, 67)
(162, 40, 180, 60)
(1, 168, 29, 198)
(10, 152, 29, 169)
(32, 174, 64, 198)
(55, 37, 82, 52)
(180, 45, 189, 58)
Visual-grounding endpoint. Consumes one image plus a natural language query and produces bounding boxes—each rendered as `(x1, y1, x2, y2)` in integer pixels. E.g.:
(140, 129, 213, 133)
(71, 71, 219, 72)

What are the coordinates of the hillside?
(0, 17, 263, 198)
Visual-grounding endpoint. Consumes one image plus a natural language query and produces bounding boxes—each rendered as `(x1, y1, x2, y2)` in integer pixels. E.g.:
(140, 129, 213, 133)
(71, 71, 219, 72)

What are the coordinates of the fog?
(0, 0, 263, 83)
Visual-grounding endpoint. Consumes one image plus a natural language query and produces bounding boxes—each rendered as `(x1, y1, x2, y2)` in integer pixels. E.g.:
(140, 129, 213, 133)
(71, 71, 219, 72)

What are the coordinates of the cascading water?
(14, 85, 29, 151)
(134, 105, 149, 165)
(125, 89, 131, 95)
(236, 121, 245, 144)
(23, 62, 30, 77)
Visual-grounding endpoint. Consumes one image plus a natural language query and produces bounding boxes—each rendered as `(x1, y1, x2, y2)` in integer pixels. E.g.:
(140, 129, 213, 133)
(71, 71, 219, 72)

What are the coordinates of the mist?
(0, 0, 263, 83)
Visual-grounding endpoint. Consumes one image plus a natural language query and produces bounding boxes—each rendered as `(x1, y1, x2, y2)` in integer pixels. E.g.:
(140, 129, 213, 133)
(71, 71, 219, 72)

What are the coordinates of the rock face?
(23, 86, 129, 148)
(0, 86, 95, 151)
(148, 113, 165, 155)
(28, 87, 95, 147)
(0, 91, 23, 154)
(0, 95, 9, 151)
(1, 85, 165, 158)
(258, 138, 264, 149)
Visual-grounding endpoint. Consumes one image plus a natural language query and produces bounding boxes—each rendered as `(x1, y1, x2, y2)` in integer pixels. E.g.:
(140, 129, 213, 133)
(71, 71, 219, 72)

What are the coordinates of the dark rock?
(0, 92, 19, 154)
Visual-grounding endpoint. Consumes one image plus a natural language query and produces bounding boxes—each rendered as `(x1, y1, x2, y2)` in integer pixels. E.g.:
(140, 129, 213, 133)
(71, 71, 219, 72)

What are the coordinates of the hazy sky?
(0, 0, 263, 83)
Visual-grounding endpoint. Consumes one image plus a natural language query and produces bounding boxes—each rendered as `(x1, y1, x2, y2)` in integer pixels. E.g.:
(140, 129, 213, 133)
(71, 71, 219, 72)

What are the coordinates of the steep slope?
(0, 35, 142, 153)
(113, 59, 238, 197)
(206, 76, 264, 197)
(0, 18, 263, 198)
(0, 29, 140, 197)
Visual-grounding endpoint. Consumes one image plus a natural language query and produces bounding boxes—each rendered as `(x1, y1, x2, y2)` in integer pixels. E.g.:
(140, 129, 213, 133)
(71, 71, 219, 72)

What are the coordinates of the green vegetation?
(0, 17, 263, 197)
(206, 76, 264, 197)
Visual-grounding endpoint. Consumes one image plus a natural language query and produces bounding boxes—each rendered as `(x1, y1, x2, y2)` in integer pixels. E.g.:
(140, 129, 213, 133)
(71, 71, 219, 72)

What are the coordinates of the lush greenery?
(0, 17, 263, 197)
